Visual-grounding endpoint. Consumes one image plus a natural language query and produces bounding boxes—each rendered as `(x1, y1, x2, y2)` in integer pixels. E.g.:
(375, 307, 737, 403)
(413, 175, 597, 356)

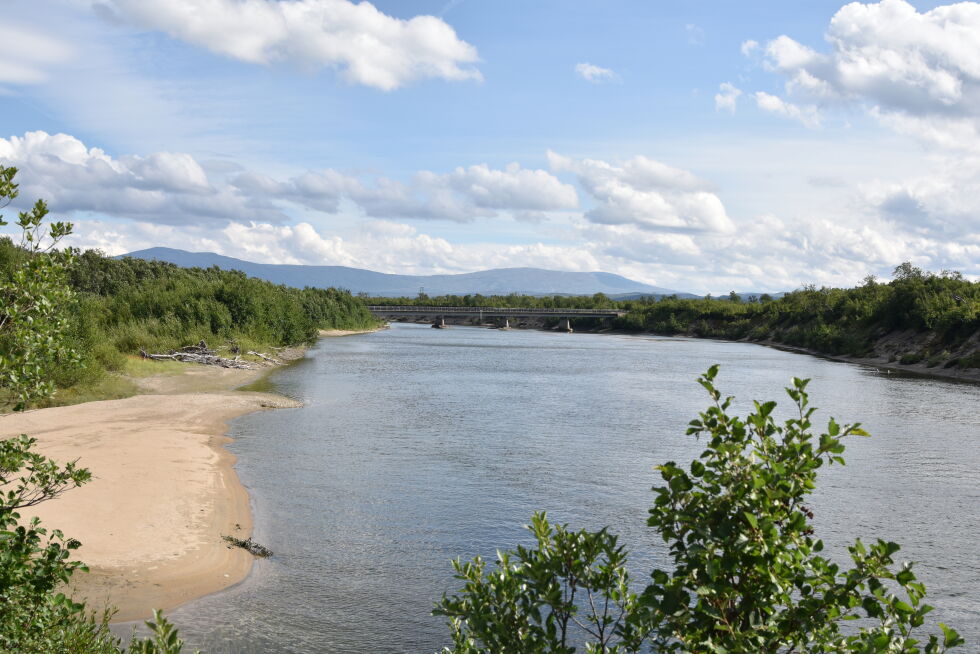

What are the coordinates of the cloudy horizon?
(2, 0, 979, 294)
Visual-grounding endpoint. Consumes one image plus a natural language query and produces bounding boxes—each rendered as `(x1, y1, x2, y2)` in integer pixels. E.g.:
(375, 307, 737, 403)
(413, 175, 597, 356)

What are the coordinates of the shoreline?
(392, 318, 979, 385)
(751, 338, 980, 384)
(0, 365, 302, 622)
(318, 325, 388, 337)
(0, 326, 383, 623)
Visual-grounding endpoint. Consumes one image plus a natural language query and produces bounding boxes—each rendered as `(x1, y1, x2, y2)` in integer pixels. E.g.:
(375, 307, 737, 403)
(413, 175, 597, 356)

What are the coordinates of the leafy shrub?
(438, 368, 964, 653)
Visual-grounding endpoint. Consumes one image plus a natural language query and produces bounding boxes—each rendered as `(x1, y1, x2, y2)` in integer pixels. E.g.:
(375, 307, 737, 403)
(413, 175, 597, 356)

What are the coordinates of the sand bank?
(0, 364, 300, 622)
(318, 325, 387, 337)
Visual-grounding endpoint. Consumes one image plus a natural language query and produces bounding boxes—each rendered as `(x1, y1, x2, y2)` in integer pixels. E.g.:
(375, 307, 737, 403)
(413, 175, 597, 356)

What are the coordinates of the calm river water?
(157, 323, 978, 652)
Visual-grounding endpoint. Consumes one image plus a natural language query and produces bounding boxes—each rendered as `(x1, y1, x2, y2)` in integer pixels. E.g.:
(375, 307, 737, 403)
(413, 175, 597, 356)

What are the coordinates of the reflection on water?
(149, 323, 979, 652)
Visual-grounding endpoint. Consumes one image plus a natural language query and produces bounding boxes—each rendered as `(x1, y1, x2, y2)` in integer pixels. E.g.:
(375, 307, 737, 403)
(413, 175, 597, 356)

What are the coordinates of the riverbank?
(319, 325, 388, 337)
(0, 326, 387, 621)
(0, 364, 302, 622)
(754, 338, 980, 384)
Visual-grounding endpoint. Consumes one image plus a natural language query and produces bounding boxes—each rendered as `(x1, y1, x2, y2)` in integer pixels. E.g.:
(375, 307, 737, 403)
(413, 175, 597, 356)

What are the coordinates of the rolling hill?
(119, 247, 692, 297)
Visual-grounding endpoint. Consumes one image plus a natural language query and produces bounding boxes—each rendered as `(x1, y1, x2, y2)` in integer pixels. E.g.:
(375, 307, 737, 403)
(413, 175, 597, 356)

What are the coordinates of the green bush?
(437, 368, 964, 653)
(900, 352, 925, 365)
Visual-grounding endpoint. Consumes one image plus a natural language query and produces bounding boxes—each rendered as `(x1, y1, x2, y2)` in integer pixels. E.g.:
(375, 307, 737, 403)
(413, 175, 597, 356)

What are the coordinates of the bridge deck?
(367, 305, 626, 318)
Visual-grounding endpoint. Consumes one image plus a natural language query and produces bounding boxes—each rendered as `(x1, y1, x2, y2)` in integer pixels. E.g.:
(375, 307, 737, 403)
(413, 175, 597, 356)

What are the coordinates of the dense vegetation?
(616, 266, 979, 369)
(0, 238, 379, 401)
(437, 367, 964, 653)
(369, 265, 980, 370)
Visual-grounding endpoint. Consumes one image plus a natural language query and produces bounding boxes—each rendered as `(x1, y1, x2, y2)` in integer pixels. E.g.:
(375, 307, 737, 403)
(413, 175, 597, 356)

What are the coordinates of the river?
(162, 323, 980, 652)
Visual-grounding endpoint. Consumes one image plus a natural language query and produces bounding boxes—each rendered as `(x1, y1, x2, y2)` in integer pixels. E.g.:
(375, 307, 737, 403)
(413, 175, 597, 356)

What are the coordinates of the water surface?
(161, 323, 979, 652)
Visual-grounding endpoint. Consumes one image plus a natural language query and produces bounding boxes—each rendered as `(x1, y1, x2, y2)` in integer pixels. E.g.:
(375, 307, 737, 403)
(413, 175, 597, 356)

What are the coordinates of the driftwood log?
(247, 350, 281, 364)
(223, 535, 273, 557)
(139, 340, 256, 369)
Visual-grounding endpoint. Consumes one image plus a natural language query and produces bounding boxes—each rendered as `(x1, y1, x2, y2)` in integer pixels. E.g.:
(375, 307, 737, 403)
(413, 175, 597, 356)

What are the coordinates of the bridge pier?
(432, 316, 448, 329)
(502, 318, 510, 330)
(560, 318, 573, 333)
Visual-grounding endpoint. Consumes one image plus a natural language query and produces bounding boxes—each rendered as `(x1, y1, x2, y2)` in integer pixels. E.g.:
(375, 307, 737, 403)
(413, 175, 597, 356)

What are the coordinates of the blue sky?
(1, 0, 977, 293)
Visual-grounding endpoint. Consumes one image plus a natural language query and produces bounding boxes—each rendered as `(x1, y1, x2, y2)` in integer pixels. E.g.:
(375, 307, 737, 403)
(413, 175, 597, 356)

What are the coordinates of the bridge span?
(366, 305, 626, 332)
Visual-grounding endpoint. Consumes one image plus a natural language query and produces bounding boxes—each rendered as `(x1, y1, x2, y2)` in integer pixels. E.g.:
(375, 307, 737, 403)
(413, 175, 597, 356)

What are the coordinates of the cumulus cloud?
(0, 131, 284, 224)
(548, 151, 734, 234)
(234, 161, 579, 222)
(754, 91, 821, 127)
(714, 82, 742, 113)
(0, 131, 576, 225)
(7, 131, 975, 293)
(97, 0, 482, 90)
(0, 23, 74, 85)
(747, 0, 980, 262)
(575, 62, 618, 84)
(759, 0, 980, 147)
(861, 160, 980, 239)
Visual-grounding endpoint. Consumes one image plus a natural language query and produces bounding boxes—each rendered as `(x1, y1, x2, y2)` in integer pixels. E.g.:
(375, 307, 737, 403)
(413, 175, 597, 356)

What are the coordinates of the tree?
(0, 165, 81, 410)
(0, 168, 198, 652)
(436, 366, 964, 653)
(893, 262, 925, 282)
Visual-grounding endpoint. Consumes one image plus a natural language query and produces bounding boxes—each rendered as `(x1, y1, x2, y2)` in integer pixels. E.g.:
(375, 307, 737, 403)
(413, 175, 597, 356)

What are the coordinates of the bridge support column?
(560, 318, 573, 333)
(503, 318, 510, 330)
(432, 316, 447, 329)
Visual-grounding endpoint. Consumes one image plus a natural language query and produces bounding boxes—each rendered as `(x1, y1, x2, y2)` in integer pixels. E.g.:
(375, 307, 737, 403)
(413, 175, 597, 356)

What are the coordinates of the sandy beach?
(0, 327, 383, 621)
(0, 364, 301, 622)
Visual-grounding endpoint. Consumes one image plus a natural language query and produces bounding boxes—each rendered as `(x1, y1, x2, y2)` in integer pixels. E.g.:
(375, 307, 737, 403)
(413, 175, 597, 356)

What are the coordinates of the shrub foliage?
(437, 367, 964, 653)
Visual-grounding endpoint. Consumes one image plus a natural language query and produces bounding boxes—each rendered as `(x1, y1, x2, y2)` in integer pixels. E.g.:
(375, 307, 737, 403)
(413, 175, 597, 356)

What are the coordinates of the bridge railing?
(367, 305, 626, 316)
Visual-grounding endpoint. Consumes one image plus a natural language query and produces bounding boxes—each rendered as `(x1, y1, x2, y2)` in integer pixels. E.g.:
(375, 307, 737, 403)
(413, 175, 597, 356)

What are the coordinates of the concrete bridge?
(366, 305, 626, 332)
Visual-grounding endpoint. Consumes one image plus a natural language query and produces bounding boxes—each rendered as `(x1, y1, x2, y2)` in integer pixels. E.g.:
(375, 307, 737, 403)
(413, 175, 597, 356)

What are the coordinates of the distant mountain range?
(119, 247, 695, 298)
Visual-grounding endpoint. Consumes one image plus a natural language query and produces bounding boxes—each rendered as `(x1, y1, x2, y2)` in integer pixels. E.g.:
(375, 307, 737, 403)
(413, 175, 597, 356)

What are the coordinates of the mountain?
(119, 247, 690, 297)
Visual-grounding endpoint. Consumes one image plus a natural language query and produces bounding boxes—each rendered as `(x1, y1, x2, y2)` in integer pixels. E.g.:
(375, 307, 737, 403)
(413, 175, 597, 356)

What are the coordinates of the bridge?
(366, 305, 626, 332)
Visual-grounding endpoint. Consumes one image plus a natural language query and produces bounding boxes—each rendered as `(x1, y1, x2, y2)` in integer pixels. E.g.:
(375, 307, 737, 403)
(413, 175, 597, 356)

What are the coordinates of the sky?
(1, 0, 979, 293)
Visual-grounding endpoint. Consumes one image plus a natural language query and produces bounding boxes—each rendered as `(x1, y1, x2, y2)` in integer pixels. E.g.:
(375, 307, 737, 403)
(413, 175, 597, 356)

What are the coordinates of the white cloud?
(98, 0, 482, 91)
(0, 131, 576, 226)
(574, 62, 618, 84)
(0, 131, 281, 224)
(714, 82, 742, 113)
(759, 0, 980, 147)
(548, 151, 734, 234)
(754, 91, 821, 128)
(0, 22, 74, 85)
(237, 161, 579, 222)
(744, 0, 980, 282)
(740, 39, 759, 57)
(861, 159, 980, 239)
(8, 131, 976, 293)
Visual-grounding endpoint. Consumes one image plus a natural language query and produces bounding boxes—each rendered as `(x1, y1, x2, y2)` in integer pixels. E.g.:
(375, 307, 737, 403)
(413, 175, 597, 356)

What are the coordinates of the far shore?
(391, 317, 980, 385)
(0, 325, 383, 622)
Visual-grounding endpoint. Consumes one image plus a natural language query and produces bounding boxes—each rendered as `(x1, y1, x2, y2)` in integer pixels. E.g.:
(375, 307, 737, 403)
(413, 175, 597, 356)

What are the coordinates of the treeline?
(616, 265, 979, 369)
(369, 264, 980, 370)
(0, 240, 379, 390)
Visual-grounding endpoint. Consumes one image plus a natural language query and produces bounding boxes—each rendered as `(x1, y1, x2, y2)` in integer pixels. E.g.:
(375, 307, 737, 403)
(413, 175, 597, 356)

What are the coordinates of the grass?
(0, 356, 208, 413)
(36, 375, 140, 409)
(119, 355, 190, 378)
